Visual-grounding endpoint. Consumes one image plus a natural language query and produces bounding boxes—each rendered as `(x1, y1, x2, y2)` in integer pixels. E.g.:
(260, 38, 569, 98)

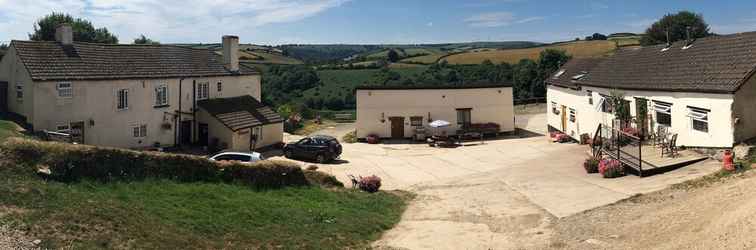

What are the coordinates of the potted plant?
(599, 159, 625, 178)
(584, 157, 600, 174)
(367, 134, 380, 144)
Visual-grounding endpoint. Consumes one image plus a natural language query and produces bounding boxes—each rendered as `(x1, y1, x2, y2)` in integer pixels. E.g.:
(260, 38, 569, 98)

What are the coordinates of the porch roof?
(197, 95, 283, 131)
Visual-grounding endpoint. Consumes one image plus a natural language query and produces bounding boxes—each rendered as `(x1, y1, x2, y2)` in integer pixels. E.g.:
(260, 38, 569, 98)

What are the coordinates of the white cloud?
(0, 0, 349, 43)
(464, 12, 542, 28)
(426, 22, 433, 27)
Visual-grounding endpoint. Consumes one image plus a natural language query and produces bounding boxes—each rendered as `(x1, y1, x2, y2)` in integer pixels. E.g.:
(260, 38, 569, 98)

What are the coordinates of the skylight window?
(552, 69, 566, 79)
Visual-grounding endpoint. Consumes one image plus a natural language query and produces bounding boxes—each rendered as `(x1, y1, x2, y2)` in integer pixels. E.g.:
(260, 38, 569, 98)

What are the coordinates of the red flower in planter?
(599, 159, 624, 178)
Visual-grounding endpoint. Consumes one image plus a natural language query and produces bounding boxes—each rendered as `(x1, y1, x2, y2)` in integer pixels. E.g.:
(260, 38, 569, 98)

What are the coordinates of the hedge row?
(1, 138, 341, 189)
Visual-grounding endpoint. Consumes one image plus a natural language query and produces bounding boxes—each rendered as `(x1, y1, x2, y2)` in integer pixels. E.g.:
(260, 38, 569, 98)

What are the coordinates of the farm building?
(354, 84, 515, 140)
(546, 31, 756, 148)
(0, 24, 283, 151)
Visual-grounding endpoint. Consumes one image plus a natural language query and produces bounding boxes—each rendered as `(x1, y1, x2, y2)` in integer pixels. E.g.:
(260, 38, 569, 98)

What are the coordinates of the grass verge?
(0, 154, 408, 249)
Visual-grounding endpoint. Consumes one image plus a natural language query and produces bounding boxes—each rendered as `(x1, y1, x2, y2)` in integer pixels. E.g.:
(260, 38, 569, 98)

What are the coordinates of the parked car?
(283, 135, 342, 163)
(208, 151, 264, 164)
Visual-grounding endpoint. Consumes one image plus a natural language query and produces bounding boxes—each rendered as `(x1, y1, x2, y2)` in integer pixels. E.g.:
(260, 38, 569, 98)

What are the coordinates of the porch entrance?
(390, 117, 405, 139)
(180, 121, 192, 145)
(198, 123, 209, 146)
(70, 121, 85, 144)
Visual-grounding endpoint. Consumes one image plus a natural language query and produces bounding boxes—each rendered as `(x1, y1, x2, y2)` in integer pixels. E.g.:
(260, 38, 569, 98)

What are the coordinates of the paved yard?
(278, 113, 721, 249)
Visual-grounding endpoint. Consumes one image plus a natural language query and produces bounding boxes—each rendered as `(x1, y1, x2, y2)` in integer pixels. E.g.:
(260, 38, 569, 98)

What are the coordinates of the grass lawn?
(0, 120, 22, 141)
(0, 158, 408, 249)
(443, 40, 617, 65)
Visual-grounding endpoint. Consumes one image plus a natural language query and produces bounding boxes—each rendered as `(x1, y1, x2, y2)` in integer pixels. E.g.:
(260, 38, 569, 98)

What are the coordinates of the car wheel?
(316, 154, 327, 164)
(284, 150, 293, 159)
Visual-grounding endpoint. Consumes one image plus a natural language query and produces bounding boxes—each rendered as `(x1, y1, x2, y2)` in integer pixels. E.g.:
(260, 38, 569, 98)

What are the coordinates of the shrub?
(584, 157, 600, 174)
(358, 175, 382, 193)
(599, 159, 625, 178)
(303, 170, 344, 187)
(1, 138, 323, 189)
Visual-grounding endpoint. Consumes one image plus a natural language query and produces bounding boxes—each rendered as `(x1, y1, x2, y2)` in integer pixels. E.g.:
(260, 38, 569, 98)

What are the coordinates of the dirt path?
(376, 169, 756, 250)
(549, 170, 756, 249)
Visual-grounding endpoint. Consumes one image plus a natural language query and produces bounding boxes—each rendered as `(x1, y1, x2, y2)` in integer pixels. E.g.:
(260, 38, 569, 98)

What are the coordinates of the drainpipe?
(192, 80, 197, 144)
(176, 78, 183, 147)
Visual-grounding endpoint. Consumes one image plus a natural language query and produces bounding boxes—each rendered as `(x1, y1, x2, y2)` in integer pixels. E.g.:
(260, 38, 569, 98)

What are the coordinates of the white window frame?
(57, 82, 73, 98)
(551, 101, 560, 115)
(132, 124, 147, 138)
(197, 82, 209, 100)
(687, 107, 709, 133)
(653, 101, 672, 127)
(217, 81, 223, 92)
(117, 89, 129, 110)
(569, 108, 576, 123)
(586, 90, 593, 105)
(155, 85, 168, 107)
(16, 82, 23, 101)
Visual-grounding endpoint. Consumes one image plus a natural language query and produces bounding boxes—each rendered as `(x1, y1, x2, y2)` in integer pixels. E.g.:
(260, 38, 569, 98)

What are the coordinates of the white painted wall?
(547, 85, 735, 148)
(355, 87, 514, 138)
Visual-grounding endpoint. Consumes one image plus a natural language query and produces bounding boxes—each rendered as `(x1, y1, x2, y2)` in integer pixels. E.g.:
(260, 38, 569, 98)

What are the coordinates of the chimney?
(222, 35, 239, 72)
(55, 24, 73, 45)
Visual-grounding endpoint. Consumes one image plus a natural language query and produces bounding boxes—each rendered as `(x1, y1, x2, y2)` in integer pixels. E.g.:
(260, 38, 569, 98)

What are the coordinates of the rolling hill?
(442, 40, 618, 65)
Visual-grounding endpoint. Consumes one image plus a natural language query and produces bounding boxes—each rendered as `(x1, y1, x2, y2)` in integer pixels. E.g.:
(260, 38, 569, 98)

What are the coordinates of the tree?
(0, 43, 7, 60)
(133, 34, 159, 45)
(585, 33, 607, 41)
(512, 59, 538, 99)
(534, 49, 571, 97)
(387, 49, 400, 63)
(29, 12, 118, 44)
(641, 11, 711, 46)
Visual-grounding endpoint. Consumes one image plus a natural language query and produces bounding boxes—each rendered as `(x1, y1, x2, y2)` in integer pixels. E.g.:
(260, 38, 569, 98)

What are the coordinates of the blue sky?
(0, 0, 754, 45)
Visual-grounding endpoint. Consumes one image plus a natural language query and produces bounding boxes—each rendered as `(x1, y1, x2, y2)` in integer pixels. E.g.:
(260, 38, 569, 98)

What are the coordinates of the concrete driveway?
(279, 113, 720, 249)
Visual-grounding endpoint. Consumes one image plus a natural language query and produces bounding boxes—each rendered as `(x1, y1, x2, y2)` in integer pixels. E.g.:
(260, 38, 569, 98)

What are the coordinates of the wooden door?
(180, 121, 192, 145)
(560, 105, 567, 131)
(390, 117, 405, 139)
(198, 123, 209, 146)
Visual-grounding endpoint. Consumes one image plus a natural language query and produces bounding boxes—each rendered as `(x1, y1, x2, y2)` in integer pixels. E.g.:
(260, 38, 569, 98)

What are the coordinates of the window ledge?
(154, 104, 170, 109)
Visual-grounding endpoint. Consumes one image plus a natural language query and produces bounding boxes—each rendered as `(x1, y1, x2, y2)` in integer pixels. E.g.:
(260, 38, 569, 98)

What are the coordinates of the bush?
(304, 170, 344, 187)
(584, 157, 600, 174)
(1, 138, 324, 189)
(599, 159, 625, 178)
(358, 175, 382, 193)
(342, 130, 357, 143)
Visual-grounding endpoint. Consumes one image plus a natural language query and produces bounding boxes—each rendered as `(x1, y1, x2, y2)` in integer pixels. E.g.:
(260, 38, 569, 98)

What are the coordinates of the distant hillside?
(442, 40, 617, 65)
(280, 44, 382, 63)
(176, 43, 303, 66)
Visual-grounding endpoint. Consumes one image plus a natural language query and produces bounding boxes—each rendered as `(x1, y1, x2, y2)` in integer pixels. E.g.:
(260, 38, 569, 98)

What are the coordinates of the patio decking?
(604, 144, 709, 177)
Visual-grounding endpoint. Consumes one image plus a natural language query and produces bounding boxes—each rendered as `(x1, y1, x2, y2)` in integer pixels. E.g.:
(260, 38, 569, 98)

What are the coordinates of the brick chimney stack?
(55, 24, 73, 45)
(222, 35, 239, 72)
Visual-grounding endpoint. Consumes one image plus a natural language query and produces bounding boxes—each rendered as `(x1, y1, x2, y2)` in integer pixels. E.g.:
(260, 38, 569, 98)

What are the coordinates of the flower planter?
(367, 135, 379, 144)
(584, 157, 599, 174)
(599, 159, 625, 178)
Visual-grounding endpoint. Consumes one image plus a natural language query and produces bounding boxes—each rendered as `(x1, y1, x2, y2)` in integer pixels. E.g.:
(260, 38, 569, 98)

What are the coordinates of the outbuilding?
(355, 84, 515, 140)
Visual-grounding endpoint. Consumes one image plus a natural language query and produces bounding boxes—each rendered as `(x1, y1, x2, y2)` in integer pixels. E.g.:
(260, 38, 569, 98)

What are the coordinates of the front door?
(560, 105, 567, 131)
(70, 121, 85, 144)
(180, 121, 192, 145)
(198, 123, 209, 146)
(390, 117, 405, 139)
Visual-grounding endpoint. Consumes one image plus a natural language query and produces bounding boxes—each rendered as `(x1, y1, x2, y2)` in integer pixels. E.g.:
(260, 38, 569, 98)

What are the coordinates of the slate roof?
(553, 32, 756, 94)
(545, 58, 604, 89)
(197, 95, 283, 131)
(10, 40, 258, 81)
(355, 83, 512, 90)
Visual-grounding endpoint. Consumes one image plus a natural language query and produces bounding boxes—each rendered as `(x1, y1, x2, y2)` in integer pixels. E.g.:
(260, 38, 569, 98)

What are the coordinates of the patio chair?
(653, 126, 668, 147)
(661, 134, 678, 158)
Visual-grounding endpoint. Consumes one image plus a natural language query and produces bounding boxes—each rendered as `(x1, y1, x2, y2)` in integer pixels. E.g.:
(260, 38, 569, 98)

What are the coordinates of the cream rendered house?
(0, 24, 283, 150)
(355, 84, 514, 139)
(546, 32, 756, 148)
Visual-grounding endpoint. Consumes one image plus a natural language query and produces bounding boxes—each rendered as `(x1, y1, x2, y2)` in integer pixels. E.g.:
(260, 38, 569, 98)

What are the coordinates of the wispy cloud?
(464, 12, 543, 27)
(576, 14, 597, 19)
(0, 0, 350, 43)
(590, 2, 609, 10)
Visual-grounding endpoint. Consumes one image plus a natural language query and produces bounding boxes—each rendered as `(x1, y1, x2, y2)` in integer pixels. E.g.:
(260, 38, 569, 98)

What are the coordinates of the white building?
(546, 32, 756, 148)
(0, 24, 283, 150)
(355, 84, 515, 139)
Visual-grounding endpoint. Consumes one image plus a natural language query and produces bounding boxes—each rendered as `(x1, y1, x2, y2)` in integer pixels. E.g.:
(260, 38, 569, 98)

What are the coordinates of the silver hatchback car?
(208, 151, 264, 163)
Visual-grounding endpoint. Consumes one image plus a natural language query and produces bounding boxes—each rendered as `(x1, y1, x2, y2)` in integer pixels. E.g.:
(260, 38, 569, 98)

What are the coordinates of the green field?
(366, 48, 439, 60)
(443, 40, 618, 65)
(309, 67, 428, 101)
(0, 120, 22, 141)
